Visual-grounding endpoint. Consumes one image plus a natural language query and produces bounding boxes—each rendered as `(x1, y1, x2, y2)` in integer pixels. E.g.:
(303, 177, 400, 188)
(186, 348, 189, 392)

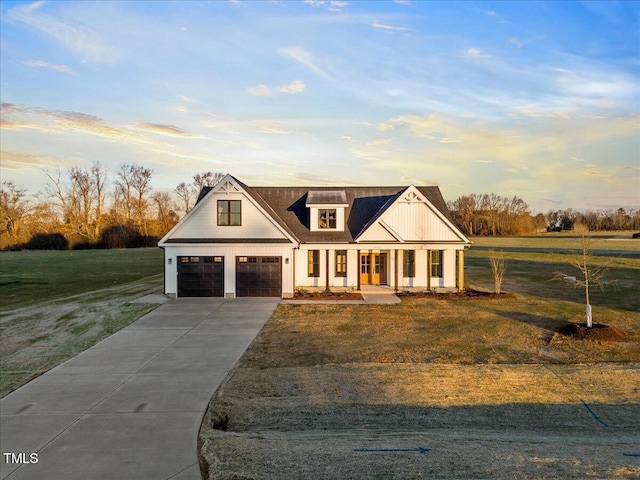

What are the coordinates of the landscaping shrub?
(23, 232, 69, 250)
(127, 235, 159, 248)
(72, 241, 101, 250)
(99, 224, 141, 249)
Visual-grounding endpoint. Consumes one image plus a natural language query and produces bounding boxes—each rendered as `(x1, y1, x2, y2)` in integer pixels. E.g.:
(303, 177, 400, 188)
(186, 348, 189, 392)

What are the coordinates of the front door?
(360, 253, 387, 285)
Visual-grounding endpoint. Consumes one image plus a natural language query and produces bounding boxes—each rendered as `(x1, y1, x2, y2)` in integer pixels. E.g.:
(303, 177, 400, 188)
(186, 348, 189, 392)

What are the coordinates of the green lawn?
(0, 248, 165, 397)
(0, 248, 164, 310)
(466, 234, 640, 313)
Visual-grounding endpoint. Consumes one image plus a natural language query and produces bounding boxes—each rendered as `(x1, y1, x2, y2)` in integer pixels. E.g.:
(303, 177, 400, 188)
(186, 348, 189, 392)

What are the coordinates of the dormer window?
(319, 209, 336, 229)
(306, 190, 348, 232)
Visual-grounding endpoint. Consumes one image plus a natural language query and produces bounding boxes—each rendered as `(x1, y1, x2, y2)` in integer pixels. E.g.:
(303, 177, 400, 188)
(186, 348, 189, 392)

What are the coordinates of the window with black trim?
(308, 250, 320, 277)
(217, 200, 241, 226)
(403, 250, 415, 278)
(318, 209, 336, 229)
(430, 250, 443, 277)
(335, 250, 347, 277)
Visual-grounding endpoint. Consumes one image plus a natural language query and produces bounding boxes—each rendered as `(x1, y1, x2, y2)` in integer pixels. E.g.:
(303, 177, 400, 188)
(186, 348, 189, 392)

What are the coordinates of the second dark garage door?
(236, 256, 282, 297)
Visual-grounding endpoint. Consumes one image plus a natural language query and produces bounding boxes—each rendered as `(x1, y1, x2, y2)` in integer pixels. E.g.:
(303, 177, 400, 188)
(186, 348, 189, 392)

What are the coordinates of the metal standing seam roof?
(192, 178, 459, 244)
(305, 190, 348, 205)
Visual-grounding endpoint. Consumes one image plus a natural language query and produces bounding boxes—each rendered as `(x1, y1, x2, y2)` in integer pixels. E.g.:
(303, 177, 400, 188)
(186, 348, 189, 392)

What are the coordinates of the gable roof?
(193, 178, 461, 244)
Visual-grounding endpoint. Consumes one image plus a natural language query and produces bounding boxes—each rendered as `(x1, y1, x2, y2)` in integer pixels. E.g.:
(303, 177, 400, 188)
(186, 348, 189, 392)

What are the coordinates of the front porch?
(294, 247, 467, 293)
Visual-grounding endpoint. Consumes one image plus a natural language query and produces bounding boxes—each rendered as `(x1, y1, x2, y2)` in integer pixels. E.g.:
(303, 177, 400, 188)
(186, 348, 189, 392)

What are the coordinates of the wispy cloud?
(22, 59, 74, 74)
(203, 112, 291, 135)
(0, 150, 74, 170)
(303, 1, 348, 12)
(372, 22, 409, 32)
(0, 103, 169, 147)
(246, 84, 275, 96)
(278, 47, 331, 80)
(465, 47, 491, 59)
(278, 79, 306, 94)
(6, 1, 120, 62)
(515, 106, 571, 119)
(247, 80, 306, 96)
(132, 123, 198, 138)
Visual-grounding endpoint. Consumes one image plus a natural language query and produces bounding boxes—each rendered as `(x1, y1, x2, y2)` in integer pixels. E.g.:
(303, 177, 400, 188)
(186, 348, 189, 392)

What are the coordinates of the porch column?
(394, 249, 399, 292)
(292, 248, 296, 294)
(426, 249, 431, 290)
(325, 249, 330, 292)
(457, 250, 465, 291)
(356, 249, 361, 291)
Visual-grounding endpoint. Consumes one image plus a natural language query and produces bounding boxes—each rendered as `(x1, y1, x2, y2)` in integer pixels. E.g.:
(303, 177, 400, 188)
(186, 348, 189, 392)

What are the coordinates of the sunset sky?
(1, 0, 638, 213)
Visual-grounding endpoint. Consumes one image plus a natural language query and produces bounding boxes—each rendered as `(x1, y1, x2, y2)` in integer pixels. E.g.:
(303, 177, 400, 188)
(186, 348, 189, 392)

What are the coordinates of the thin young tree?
(489, 249, 506, 294)
(554, 225, 616, 328)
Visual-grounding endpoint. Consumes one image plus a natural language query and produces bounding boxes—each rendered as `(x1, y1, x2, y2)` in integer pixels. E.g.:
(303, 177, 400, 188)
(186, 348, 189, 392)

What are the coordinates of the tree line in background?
(2, 168, 639, 250)
(447, 193, 639, 236)
(0, 163, 223, 250)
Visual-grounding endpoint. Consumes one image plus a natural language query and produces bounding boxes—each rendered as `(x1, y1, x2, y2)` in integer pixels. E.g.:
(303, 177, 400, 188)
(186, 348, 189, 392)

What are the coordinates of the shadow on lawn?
(495, 310, 567, 343)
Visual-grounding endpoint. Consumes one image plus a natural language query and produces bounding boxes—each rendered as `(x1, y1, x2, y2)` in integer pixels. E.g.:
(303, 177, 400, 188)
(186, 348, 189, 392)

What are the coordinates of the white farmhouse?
(158, 174, 470, 297)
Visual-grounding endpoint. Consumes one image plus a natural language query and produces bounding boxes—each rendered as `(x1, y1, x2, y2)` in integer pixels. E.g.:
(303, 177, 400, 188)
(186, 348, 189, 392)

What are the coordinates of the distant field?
(470, 231, 640, 252)
(0, 248, 164, 310)
(466, 233, 640, 313)
(200, 233, 640, 480)
(0, 248, 164, 397)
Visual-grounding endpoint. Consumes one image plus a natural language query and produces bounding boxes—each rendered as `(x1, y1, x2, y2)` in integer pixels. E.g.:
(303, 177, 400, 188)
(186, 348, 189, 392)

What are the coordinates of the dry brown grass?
(200, 295, 640, 480)
(241, 296, 640, 367)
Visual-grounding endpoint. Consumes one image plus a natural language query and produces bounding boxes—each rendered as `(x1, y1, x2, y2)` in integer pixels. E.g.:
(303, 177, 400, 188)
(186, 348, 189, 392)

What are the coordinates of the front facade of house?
(158, 174, 470, 298)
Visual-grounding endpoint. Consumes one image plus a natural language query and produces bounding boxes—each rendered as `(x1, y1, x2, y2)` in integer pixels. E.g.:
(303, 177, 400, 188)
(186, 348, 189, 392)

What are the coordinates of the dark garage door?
(177, 256, 224, 297)
(236, 256, 282, 297)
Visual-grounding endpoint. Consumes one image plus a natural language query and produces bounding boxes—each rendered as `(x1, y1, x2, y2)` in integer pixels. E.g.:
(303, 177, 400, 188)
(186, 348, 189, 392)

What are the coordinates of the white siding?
(384, 202, 460, 242)
(163, 244, 294, 297)
(170, 192, 287, 240)
(356, 222, 398, 242)
(294, 248, 358, 290)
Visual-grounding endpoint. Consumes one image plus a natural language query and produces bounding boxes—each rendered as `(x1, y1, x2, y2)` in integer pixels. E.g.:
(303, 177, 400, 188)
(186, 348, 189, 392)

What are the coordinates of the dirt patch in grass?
(559, 323, 628, 341)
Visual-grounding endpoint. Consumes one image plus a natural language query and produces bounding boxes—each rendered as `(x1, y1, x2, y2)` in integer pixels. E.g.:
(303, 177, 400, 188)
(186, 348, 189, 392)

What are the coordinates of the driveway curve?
(0, 297, 279, 480)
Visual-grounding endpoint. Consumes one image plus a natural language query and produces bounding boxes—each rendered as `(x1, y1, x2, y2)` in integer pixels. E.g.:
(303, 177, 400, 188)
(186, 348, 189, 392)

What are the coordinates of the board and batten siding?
(163, 244, 294, 297)
(169, 192, 288, 240)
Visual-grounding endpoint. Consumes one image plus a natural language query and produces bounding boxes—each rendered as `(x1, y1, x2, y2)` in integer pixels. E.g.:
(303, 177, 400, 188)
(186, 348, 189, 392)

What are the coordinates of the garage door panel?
(177, 256, 224, 297)
(236, 256, 281, 297)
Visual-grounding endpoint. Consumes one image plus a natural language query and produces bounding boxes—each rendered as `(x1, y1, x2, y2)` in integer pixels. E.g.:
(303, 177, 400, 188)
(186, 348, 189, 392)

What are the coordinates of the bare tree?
(554, 225, 616, 328)
(174, 182, 195, 215)
(152, 191, 179, 235)
(174, 172, 224, 216)
(0, 181, 30, 246)
(42, 163, 108, 243)
(116, 163, 153, 234)
(193, 171, 224, 191)
(489, 249, 506, 294)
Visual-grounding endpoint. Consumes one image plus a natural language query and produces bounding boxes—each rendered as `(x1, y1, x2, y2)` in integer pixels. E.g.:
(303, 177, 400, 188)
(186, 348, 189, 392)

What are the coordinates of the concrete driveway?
(0, 297, 279, 480)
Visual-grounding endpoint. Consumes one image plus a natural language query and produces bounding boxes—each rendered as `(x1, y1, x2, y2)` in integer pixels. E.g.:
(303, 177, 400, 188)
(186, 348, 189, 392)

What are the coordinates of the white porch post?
(457, 250, 465, 291)
(394, 249, 399, 292)
(426, 249, 431, 290)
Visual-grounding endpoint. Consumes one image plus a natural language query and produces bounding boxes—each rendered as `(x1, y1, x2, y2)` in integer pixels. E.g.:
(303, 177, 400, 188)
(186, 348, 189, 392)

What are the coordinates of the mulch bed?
(558, 323, 628, 341)
(398, 289, 515, 300)
(293, 291, 364, 301)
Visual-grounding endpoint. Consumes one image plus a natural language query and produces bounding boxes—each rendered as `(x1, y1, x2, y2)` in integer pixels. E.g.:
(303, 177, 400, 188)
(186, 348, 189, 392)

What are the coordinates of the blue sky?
(1, 0, 638, 213)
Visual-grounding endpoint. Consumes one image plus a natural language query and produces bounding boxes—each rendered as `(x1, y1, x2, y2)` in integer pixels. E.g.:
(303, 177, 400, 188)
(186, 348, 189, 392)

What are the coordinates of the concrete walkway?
(0, 297, 279, 480)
